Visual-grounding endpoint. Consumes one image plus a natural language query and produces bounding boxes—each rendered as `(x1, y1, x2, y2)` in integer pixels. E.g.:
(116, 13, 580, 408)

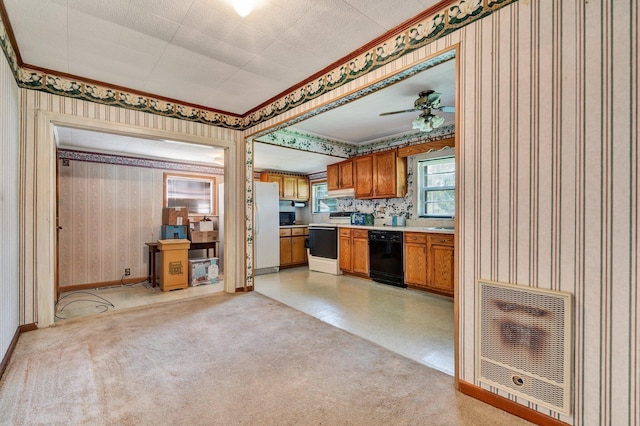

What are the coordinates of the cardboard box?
(188, 258, 219, 286)
(161, 225, 188, 239)
(162, 207, 189, 226)
(189, 230, 218, 243)
(192, 220, 214, 232)
(157, 239, 191, 291)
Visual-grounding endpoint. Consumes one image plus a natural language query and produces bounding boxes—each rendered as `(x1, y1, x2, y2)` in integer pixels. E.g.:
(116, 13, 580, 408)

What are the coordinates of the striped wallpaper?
(246, 1, 638, 424)
(7, 0, 638, 424)
(0, 30, 19, 365)
(457, 2, 638, 424)
(19, 91, 244, 327)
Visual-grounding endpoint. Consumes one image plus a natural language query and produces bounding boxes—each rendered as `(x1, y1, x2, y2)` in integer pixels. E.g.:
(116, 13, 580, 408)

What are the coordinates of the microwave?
(279, 212, 296, 226)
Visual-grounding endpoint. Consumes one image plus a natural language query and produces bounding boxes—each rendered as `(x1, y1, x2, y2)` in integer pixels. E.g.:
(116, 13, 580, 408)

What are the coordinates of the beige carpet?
(0, 292, 529, 425)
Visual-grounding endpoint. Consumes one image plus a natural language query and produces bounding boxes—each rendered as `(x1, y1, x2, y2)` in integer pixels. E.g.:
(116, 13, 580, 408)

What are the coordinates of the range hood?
(326, 188, 355, 198)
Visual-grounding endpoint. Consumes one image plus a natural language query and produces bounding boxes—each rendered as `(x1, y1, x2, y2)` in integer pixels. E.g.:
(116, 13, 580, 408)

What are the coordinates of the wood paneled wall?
(58, 161, 173, 287)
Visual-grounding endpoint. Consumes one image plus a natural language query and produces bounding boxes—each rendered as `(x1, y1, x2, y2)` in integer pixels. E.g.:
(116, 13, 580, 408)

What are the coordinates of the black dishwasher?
(368, 230, 405, 288)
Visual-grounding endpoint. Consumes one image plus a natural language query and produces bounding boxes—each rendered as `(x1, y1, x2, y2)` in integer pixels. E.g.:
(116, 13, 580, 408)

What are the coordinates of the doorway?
(249, 47, 459, 377)
(32, 111, 241, 327)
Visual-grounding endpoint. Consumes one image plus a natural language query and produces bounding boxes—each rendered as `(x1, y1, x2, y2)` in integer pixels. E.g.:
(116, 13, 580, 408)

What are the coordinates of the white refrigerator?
(253, 181, 280, 275)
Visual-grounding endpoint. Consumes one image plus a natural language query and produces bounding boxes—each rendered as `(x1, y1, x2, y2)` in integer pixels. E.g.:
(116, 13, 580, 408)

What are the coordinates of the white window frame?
(413, 148, 455, 218)
(163, 172, 216, 216)
(311, 181, 338, 213)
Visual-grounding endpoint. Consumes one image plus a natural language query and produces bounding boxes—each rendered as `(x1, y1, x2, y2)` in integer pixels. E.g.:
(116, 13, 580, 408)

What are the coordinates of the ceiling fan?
(380, 90, 454, 132)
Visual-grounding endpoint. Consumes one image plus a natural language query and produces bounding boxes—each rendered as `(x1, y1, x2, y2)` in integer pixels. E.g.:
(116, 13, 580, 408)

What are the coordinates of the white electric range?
(307, 212, 353, 275)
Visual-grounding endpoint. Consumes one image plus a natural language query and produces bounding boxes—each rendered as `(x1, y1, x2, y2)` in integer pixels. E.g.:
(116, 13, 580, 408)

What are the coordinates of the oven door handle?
(309, 226, 336, 231)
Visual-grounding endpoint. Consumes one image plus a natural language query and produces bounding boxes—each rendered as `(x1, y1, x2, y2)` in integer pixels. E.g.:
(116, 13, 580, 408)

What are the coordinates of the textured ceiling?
(4, 0, 454, 173)
(3, 0, 441, 114)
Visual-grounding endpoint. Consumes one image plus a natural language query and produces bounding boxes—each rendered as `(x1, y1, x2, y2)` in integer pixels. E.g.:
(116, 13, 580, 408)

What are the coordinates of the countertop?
(308, 223, 454, 234)
(279, 224, 311, 228)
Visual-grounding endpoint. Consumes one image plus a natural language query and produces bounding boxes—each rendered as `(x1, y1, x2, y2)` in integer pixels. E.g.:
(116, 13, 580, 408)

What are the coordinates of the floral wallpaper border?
(57, 149, 224, 175)
(0, 0, 516, 131)
(257, 124, 456, 159)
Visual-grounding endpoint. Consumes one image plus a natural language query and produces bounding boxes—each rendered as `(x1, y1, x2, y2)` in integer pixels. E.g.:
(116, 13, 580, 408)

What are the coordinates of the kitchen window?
(417, 156, 455, 217)
(164, 173, 216, 215)
(311, 182, 338, 213)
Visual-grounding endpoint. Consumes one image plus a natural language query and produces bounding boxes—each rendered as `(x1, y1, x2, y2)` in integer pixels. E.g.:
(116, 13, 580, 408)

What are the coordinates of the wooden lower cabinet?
(404, 232, 454, 296)
(404, 233, 428, 287)
(339, 228, 369, 277)
(279, 227, 309, 268)
(427, 234, 454, 295)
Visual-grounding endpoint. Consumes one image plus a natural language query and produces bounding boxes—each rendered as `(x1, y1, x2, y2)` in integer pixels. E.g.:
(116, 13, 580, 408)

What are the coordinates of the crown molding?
(0, 0, 517, 131)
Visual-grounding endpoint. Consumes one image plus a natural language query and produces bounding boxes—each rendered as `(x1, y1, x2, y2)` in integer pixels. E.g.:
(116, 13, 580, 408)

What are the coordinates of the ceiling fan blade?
(379, 108, 419, 116)
(438, 106, 455, 113)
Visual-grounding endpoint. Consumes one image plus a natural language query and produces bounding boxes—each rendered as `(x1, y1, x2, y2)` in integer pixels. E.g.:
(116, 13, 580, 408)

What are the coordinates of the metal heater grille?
(476, 280, 573, 415)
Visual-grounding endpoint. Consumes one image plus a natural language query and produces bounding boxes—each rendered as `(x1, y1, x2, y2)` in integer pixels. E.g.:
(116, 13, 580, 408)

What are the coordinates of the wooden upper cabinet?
(354, 155, 374, 198)
(260, 172, 310, 201)
(264, 174, 284, 198)
(339, 160, 354, 188)
(296, 177, 310, 200)
(327, 163, 340, 191)
(282, 176, 297, 200)
(326, 148, 406, 200)
(374, 149, 407, 198)
(374, 150, 400, 198)
(327, 159, 354, 191)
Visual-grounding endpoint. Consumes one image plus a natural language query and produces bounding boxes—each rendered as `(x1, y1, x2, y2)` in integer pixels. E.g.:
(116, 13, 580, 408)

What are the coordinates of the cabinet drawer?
(291, 227, 308, 236)
(352, 229, 369, 239)
(427, 233, 454, 245)
(279, 228, 292, 237)
(404, 232, 427, 243)
(339, 228, 352, 237)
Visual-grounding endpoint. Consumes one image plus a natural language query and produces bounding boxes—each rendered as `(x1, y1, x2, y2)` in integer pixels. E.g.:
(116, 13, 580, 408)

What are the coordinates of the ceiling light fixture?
(412, 112, 445, 132)
(232, 0, 254, 17)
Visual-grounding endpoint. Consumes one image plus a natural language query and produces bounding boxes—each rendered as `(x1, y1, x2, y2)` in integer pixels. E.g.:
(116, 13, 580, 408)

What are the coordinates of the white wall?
(0, 51, 20, 360)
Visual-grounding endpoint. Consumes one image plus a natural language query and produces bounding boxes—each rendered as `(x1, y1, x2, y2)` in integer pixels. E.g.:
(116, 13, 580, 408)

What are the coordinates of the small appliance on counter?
(350, 213, 374, 226)
(279, 211, 296, 226)
(386, 215, 406, 227)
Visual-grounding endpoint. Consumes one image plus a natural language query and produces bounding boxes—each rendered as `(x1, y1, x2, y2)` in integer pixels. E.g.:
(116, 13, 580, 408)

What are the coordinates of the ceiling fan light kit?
(412, 113, 445, 132)
(381, 89, 454, 132)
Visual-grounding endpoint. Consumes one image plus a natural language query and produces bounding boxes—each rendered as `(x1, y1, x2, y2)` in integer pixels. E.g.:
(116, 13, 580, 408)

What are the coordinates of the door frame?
(34, 110, 242, 327)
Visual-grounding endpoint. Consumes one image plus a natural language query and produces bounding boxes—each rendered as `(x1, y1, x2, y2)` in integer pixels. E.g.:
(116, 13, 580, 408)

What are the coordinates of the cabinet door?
(339, 234, 352, 272)
(282, 176, 297, 200)
(373, 150, 397, 197)
(266, 175, 284, 198)
(279, 237, 292, 266)
(354, 155, 373, 198)
(352, 237, 369, 276)
(404, 243, 427, 287)
(291, 236, 307, 264)
(296, 177, 310, 201)
(339, 160, 354, 188)
(428, 241, 454, 295)
(327, 164, 340, 190)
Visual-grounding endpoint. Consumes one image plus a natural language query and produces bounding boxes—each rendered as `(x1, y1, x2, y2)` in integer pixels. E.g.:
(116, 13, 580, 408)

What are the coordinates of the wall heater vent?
(476, 280, 573, 415)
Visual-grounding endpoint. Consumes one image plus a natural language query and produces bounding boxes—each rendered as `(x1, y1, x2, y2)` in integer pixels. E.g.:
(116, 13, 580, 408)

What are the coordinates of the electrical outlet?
(124, 268, 131, 276)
